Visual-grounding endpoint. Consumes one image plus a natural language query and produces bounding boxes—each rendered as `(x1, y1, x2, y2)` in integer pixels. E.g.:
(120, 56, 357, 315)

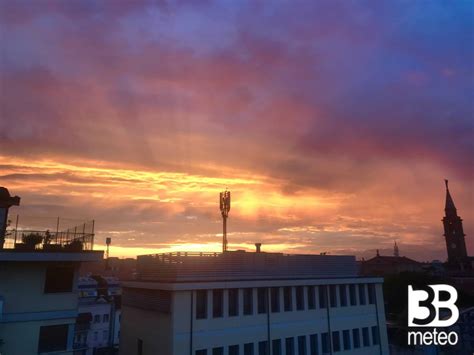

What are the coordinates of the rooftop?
(136, 250, 358, 283)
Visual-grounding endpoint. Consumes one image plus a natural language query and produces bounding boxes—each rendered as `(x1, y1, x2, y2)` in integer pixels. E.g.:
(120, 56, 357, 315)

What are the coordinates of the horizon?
(1, 2, 473, 261)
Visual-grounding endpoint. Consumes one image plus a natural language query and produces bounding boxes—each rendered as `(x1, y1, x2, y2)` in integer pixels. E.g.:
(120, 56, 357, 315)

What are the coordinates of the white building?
(120, 250, 389, 355)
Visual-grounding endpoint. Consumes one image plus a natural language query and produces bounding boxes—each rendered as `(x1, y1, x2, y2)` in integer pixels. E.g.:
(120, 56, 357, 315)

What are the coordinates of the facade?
(74, 275, 122, 354)
(120, 250, 389, 355)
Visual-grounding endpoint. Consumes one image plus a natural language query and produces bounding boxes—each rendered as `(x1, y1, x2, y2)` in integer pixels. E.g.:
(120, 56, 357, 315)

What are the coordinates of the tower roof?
(444, 179, 457, 216)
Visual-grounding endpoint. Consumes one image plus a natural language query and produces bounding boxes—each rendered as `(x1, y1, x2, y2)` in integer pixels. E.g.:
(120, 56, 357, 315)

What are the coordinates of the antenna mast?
(219, 190, 231, 252)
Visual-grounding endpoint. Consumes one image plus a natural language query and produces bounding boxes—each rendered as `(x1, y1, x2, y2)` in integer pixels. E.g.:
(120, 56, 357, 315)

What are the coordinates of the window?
(296, 286, 304, 310)
(352, 329, 360, 348)
(339, 285, 347, 307)
(342, 330, 351, 350)
(244, 343, 254, 355)
(319, 286, 327, 308)
(44, 266, 74, 293)
(329, 285, 337, 307)
(271, 287, 280, 313)
(285, 337, 295, 355)
(332, 331, 340, 352)
(368, 284, 376, 304)
(94, 332, 98, 341)
(213, 347, 224, 355)
(372, 326, 380, 345)
(259, 341, 268, 355)
(309, 334, 318, 355)
(37, 324, 68, 353)
(298, 336, 307, 355)
(137, 338, 143, 355)
(196, 350, 207, 355)
(243, 288, 253, 315)
(229, 345, 239, 355)
(102, 330, 108, 340)
(358, 284, 366, 305)
(94, 315, 101, 323)
(307, 286, 316, 309)
(229, 289, 239, 316)
(362, 327, 370, 347)
(196, 290, 207, 319)
(284, 287, 293, 311)
(257, 288, 268, 314)
(103, 314, 109, 322)
(321, 333, 329, 354)
(272, 339, 281, 355)
(213, 289, 223, 318)
(349, 284, 357, 306)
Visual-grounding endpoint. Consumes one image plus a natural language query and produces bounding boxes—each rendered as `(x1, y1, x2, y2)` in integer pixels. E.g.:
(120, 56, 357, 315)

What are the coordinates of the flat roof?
(0, 250, 103, 262)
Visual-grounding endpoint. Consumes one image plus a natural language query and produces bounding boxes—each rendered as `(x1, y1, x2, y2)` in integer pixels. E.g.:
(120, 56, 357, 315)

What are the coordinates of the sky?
(0, 1, 473, 261)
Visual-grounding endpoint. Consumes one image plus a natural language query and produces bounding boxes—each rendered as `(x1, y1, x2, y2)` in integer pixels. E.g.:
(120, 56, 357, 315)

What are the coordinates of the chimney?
(255, 243, 262, 253)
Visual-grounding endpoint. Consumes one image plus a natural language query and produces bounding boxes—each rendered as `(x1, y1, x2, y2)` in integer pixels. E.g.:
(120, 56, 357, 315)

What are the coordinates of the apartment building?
(120, 250, 389, 355)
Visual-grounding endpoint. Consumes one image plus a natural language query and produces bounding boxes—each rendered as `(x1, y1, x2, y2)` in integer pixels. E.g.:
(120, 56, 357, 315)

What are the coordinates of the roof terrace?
(137, 250, 357, 283)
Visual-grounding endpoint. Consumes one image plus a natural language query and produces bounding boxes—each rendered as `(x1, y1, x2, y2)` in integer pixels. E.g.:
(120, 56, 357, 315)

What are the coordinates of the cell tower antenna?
(219, 190, 231, 252)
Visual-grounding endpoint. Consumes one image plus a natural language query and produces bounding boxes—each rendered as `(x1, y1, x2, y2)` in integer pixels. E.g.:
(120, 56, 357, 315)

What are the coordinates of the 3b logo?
(408, 285, 459, 327)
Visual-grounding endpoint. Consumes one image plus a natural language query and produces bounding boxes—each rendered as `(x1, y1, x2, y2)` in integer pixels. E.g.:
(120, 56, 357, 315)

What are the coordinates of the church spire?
(444, 179, 457, 217)
(393, 241, 399, 257)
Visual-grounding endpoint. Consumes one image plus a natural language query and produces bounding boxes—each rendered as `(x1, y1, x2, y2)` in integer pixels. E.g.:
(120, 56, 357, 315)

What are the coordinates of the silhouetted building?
(120, 250, 389, 354)
(442, 180, 472, 271)
(360, 249, 422, 276)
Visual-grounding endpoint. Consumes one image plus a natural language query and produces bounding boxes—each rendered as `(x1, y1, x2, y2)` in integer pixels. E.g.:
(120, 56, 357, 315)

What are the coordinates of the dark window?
(298, 335, 307, 355)
(244, 343, 254, 355)
(343, 330, 351, 350)
(329, 285, 337, 307)
(284, 287, 292, 312)
(339, 285, 347, 307)
(244, 288, 253, 315)
(38, 324, 68, 353)
(352, 329, 360, 348)
(332, 331, 340, 352)
(296, 286, 304, 310)
(307, 286, 316, 309)
(368, 284, 376, 304)
(196, 350, 207, 355)
(349, 284, 357, 306)
(258, 288, 268, 314)
(272, 339, 281, 355)
(362, 327, 370, 347)
(358, 284, 366, 305)
(259, 341, 269, 355)
(271, 287, 280, 313)
(372, 326, 380, 345)
(321, 333, 330, 354)
(213, 289, 223, 318)
(310, 334, 318, 355)
(213, 348, 224, 355)
(44, 266, 74, 293)
(229, 345, 239, 355)
(319, 286, 327, 308)
(196, 290, 207, 319)
(229, 289, 239, 317)
(285, 337, 295, 355)
(137, 338, 143, 355)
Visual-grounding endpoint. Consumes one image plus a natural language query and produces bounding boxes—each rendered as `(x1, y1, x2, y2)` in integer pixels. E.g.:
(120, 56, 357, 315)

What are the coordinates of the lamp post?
(219, 190, 231, 252)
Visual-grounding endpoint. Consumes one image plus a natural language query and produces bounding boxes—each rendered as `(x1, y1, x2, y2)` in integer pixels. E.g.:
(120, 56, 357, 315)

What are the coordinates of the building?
(74, 275, 122, 354)
(442, 180, 472, 271)
(0, 187, 103, 355)
(360, 248, 422, 276)
(120, 249, 389, 355)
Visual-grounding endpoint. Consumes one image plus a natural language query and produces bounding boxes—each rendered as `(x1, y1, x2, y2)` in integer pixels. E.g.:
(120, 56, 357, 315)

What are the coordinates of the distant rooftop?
(137, 250, 357, 283)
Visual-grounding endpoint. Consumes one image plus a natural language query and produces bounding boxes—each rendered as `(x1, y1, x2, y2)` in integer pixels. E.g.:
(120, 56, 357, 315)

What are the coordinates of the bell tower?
(442, 180, 469, 269)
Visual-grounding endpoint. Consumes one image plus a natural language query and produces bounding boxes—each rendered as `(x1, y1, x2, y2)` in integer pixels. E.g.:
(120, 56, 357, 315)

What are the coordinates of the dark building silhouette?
(442, 180, 471, 270)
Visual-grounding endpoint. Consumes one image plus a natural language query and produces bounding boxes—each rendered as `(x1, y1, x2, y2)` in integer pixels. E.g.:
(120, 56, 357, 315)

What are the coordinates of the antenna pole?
(219, 190, 231, 252)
